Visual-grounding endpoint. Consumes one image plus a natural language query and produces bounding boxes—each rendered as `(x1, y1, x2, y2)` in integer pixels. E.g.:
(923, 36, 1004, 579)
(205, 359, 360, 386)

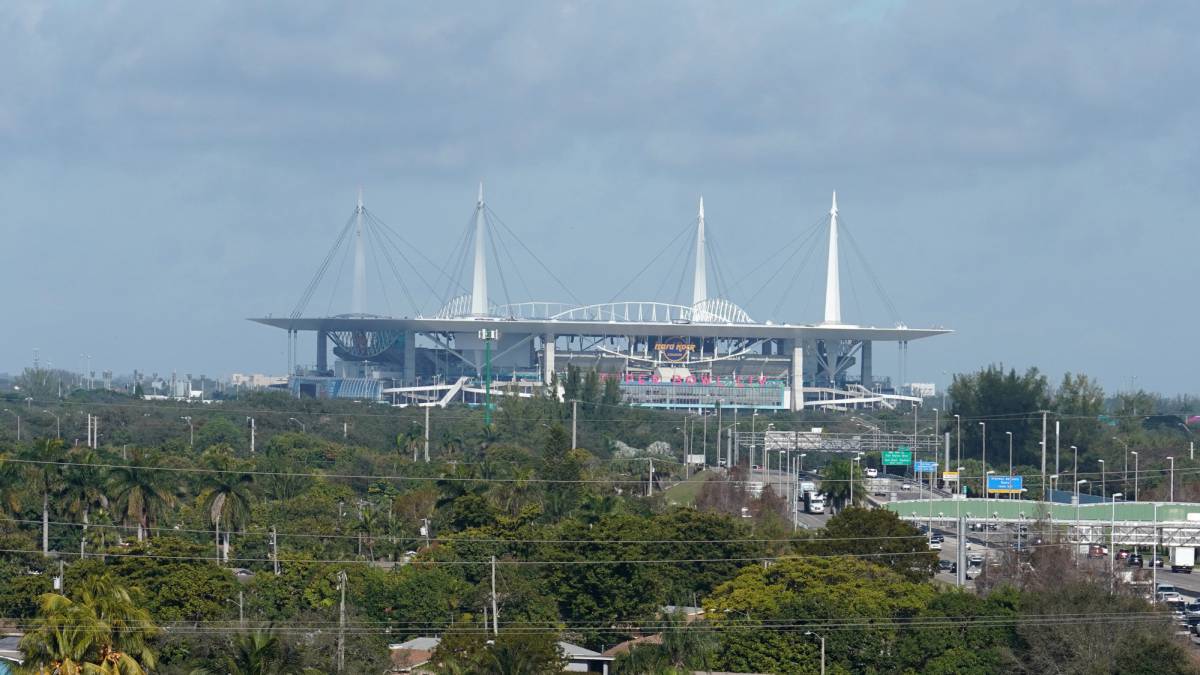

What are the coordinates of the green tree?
(191, 629, 317, 675)
(819, 459, 862, 511)
(803, 507, 938, 581)
(20, 439, 70, 555)
(198, 450, 255, 563)
(19, 577, 158, 674)
(107, 451, 177, 541)
(1053, 372, 1105, 452)
(601, 376, 622, 408)
(948, 365, 1051, 469)
(61, 447, 109, 531)
(705, 556, 934, 674)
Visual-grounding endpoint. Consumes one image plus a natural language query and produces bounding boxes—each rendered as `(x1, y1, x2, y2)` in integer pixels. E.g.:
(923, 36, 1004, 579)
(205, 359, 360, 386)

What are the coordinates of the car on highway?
(1185, 601, 1200, 618)
(864, 467, 878, 478)
(901, 481, 912, 490)
(968, 553, 985, 567)
(1157, 584, 1184, 604)
(937, 560, 957, 574)
(928, 539, 943, 551)
(930, 533, 945, 544)
(1116, 549, 1132, 560)
(1128, 553, 1144, 568)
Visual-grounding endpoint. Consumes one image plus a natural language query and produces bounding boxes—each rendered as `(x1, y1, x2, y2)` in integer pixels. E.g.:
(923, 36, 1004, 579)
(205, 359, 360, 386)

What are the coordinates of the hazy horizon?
(2, 2, 1198, 395)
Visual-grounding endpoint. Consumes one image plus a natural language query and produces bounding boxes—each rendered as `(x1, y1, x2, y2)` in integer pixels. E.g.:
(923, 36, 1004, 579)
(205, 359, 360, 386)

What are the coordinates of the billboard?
(987, 475, 1024, 494)
(882, 448, 912, 466)
(943, 471, 960, 482)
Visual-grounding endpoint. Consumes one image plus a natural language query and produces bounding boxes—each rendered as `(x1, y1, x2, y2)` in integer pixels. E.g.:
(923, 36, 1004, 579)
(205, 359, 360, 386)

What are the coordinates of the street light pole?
(1115, 437, 1129, 495)
(180, 416, 193, 447)
(979, 422, 986, 497)
(1132, 451, 1139, 502)
(804, 631, 825, 675)
(1168, 457, 1175, 501)
(954, 414, 961, 471)
(1098, 459, 1105, 499)
(42, 410, 60, 439)
(1071, 445, 1078, 494)
(1110, 493, 1123, 584)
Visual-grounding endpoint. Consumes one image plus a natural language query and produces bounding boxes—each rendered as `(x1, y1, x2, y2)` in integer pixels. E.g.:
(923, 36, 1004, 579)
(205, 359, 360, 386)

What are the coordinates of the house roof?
(390, 636, 441, 651)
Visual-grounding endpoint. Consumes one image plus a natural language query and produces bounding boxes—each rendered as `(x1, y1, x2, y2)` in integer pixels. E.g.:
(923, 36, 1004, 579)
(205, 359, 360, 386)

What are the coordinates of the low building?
(386, 637, 614, 674)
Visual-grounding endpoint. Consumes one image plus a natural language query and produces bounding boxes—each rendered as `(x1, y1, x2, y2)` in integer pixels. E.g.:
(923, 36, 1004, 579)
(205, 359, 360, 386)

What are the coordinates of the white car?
(928, 540, 943, 550)
(864, 467, 878, 478)
(901, 482, 912, 490)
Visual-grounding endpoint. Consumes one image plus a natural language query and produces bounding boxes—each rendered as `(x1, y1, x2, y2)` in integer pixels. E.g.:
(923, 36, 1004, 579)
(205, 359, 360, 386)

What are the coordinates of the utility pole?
(647, 458, 654, 497)
(1041, 412, 1047, 502)
(343, 422, 348, 439)
(336, 569, 347, 673)
(248, 417, 256, 454)
(572, 400, 578, 449)
(1055, 420, 1060, 476)
(271, 526, 280, 576)
(423, 406, 431, 462)
(491, 555, 499, 636)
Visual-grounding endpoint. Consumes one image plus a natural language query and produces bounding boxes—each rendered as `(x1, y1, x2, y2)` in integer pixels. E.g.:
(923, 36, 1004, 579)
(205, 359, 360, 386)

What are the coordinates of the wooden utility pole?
(571, 400, 578, 449)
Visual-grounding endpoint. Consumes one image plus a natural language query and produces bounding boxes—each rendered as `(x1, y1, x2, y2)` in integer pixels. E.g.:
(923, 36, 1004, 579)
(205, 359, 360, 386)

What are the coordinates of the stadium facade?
(253, 188, 950, 410)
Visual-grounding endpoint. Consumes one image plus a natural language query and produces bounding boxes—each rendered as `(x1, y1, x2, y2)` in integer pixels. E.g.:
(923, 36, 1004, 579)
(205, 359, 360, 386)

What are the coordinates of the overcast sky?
(2, 2, 1198, 394)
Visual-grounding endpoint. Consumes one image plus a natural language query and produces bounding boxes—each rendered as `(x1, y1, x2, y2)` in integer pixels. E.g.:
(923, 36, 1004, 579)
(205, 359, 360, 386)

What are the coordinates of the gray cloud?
(1, 1, 1198, 391)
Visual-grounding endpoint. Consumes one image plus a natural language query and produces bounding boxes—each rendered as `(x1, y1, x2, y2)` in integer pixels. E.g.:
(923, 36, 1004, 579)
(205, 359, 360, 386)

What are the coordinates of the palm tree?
(198, 454, 255, 564)
(19, 577, 157, 675)
(397, 427, 424, 466)
(21, 439, 69, 555)
(191, 629, 313, 675)
(443, 433, 465, 461)
(108, 451, 176, 542)
(0, 450, 24, 518)
(74, 573, 158, 671)
(821, 459, 862, 512)
(62, 447, 109, 534)
(355, 501, 382, 560)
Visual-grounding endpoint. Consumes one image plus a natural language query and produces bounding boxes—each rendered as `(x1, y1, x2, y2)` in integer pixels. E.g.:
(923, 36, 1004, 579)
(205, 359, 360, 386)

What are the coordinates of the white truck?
(804, 490, 826, 514)
(1171, 547, 1195, 573)
(799, 480, 817, 495)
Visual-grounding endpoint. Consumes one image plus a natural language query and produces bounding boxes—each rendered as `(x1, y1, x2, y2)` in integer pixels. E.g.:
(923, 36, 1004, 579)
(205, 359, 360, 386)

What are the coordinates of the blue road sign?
(987, 475, 1024, 494)
(914, 461, 938, 472)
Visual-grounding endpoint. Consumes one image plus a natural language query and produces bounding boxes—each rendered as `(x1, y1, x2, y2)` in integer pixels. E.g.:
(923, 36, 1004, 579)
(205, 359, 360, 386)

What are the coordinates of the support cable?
(838, 217, 902, 324)
(485, 206, 583, 306)
(605, 219, 695, 304)
(290, 213, 356, 319)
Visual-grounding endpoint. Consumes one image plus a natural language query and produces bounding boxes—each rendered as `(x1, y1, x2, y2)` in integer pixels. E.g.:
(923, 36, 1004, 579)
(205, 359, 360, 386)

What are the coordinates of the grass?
(663, 470, 713, 506)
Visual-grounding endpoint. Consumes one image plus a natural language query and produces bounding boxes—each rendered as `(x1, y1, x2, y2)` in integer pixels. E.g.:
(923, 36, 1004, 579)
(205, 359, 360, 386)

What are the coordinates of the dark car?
(1128, 554, 1144, 568)
(930, 533, 945, 544)
(937, 559, 957, 574)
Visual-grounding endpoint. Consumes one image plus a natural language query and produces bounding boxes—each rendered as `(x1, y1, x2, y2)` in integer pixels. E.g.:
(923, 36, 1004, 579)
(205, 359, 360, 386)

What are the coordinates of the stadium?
(252, 187, 950, 411)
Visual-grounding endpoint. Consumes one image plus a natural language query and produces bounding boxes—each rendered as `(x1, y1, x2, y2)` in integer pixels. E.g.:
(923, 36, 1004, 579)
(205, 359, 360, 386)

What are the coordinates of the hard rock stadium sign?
(603, 372, 786, 388)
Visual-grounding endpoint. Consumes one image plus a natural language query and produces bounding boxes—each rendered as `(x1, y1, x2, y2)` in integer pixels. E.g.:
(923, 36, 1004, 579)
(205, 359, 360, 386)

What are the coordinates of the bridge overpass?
(885, 498, 1200, 547)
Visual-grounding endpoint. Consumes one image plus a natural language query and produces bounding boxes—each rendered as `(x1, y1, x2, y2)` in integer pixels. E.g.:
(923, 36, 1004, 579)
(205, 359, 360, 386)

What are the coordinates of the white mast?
(352, 187, 366, 315)
(692, 196, 707, 307)
(470, 182, 489, 316)
(822, 191, 842, 325)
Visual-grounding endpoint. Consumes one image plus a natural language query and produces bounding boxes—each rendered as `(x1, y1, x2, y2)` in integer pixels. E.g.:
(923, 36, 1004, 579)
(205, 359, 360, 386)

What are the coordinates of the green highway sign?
(882, 448, 913, 466)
